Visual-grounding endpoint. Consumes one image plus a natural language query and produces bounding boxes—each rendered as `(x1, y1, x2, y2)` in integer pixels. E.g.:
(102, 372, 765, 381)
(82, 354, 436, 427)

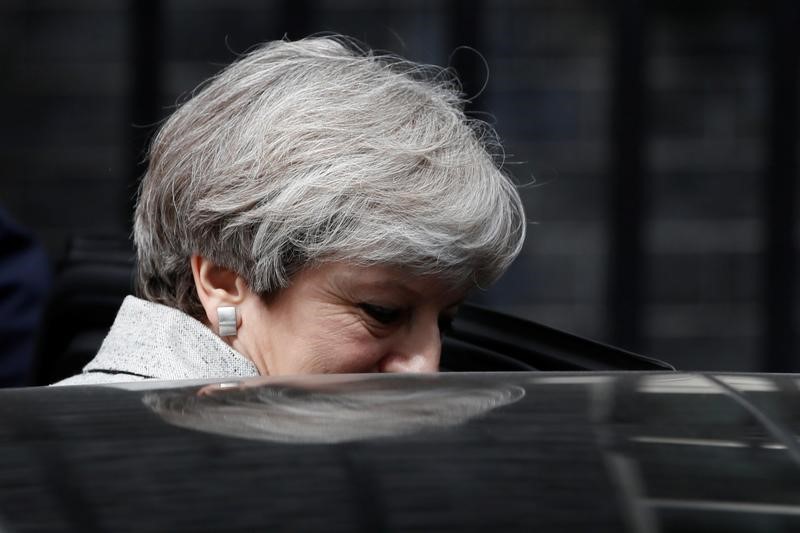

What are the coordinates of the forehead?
(300, 262, 469, 303)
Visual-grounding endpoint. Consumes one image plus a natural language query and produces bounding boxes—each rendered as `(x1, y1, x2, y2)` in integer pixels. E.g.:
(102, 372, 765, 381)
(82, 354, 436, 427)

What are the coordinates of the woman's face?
(230, 263, 465, 375)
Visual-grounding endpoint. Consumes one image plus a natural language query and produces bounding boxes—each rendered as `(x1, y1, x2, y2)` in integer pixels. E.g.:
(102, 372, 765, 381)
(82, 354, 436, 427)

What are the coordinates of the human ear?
(190, 255, 249, 333)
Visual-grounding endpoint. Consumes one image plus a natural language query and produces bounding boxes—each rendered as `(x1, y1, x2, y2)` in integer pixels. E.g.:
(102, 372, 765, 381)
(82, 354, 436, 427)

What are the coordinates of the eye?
(359, 303, 402, 325)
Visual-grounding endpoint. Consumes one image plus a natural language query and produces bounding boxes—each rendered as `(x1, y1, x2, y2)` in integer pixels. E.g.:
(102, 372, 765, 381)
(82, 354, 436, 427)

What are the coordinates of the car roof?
(2, 371, 799, 531)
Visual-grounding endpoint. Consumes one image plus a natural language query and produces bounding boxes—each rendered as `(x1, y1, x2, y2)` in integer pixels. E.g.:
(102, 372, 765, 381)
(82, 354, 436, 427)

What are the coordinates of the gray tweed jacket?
(55, 296, 259, 386)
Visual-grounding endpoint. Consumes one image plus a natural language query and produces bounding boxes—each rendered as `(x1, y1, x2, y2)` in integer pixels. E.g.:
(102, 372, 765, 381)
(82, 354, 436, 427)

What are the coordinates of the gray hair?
(134, 36, 526, 317)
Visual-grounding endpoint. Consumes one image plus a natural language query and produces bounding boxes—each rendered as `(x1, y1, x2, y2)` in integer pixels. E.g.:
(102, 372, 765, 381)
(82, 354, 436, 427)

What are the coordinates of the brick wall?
(0, 1, 130, 254)
(644, 3, 768, 370)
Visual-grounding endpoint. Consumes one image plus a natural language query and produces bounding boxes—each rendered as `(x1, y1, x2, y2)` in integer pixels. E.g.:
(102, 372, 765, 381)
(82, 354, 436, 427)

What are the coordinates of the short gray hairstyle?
(134, 36, 526, 318)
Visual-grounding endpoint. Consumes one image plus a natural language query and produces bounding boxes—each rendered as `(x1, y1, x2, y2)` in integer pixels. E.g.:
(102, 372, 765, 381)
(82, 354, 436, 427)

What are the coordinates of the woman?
(57, 36, 526, 385)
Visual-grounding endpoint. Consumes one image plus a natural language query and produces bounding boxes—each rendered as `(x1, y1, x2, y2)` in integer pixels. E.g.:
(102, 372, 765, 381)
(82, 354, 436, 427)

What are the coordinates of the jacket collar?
(84, 296, 259, 380)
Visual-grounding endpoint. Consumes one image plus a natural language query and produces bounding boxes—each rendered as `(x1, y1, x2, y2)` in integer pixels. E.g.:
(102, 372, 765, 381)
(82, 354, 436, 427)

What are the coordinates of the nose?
(378, 320, 441, 374)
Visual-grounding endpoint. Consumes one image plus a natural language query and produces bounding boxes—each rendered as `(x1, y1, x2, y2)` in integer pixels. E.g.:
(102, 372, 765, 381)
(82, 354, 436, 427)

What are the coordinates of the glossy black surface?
(2, 372, 800, 532)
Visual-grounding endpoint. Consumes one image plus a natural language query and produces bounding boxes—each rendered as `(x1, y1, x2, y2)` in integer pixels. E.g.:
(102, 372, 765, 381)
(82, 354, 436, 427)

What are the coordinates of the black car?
(2, 370, 800, 532)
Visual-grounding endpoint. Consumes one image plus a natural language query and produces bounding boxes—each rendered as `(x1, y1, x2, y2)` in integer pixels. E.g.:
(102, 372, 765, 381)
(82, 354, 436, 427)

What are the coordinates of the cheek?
(295, 312, 389, 373)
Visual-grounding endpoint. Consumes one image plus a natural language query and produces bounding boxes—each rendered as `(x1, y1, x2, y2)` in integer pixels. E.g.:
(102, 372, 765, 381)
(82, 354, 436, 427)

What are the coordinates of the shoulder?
(52, 371, 148, 386)
(55, 296, 258, 384)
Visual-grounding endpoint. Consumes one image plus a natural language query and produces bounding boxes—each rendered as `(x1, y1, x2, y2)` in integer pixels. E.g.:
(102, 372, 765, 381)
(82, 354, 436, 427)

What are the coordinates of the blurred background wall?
(0, 0, 797, 372)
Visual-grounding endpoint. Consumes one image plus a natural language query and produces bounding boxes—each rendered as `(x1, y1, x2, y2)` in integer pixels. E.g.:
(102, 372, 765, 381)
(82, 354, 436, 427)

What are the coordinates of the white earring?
(217, 306, 238, 337)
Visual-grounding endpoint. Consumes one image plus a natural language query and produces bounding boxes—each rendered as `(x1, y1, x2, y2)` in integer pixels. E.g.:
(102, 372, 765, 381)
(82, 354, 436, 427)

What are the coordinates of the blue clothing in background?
(0, 209, 51, 387)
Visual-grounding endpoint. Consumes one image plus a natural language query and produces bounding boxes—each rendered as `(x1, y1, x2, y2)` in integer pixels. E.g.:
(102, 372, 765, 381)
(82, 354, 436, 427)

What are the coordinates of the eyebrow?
(345, 279, 465, 309)
(350, 279, 423, 298)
